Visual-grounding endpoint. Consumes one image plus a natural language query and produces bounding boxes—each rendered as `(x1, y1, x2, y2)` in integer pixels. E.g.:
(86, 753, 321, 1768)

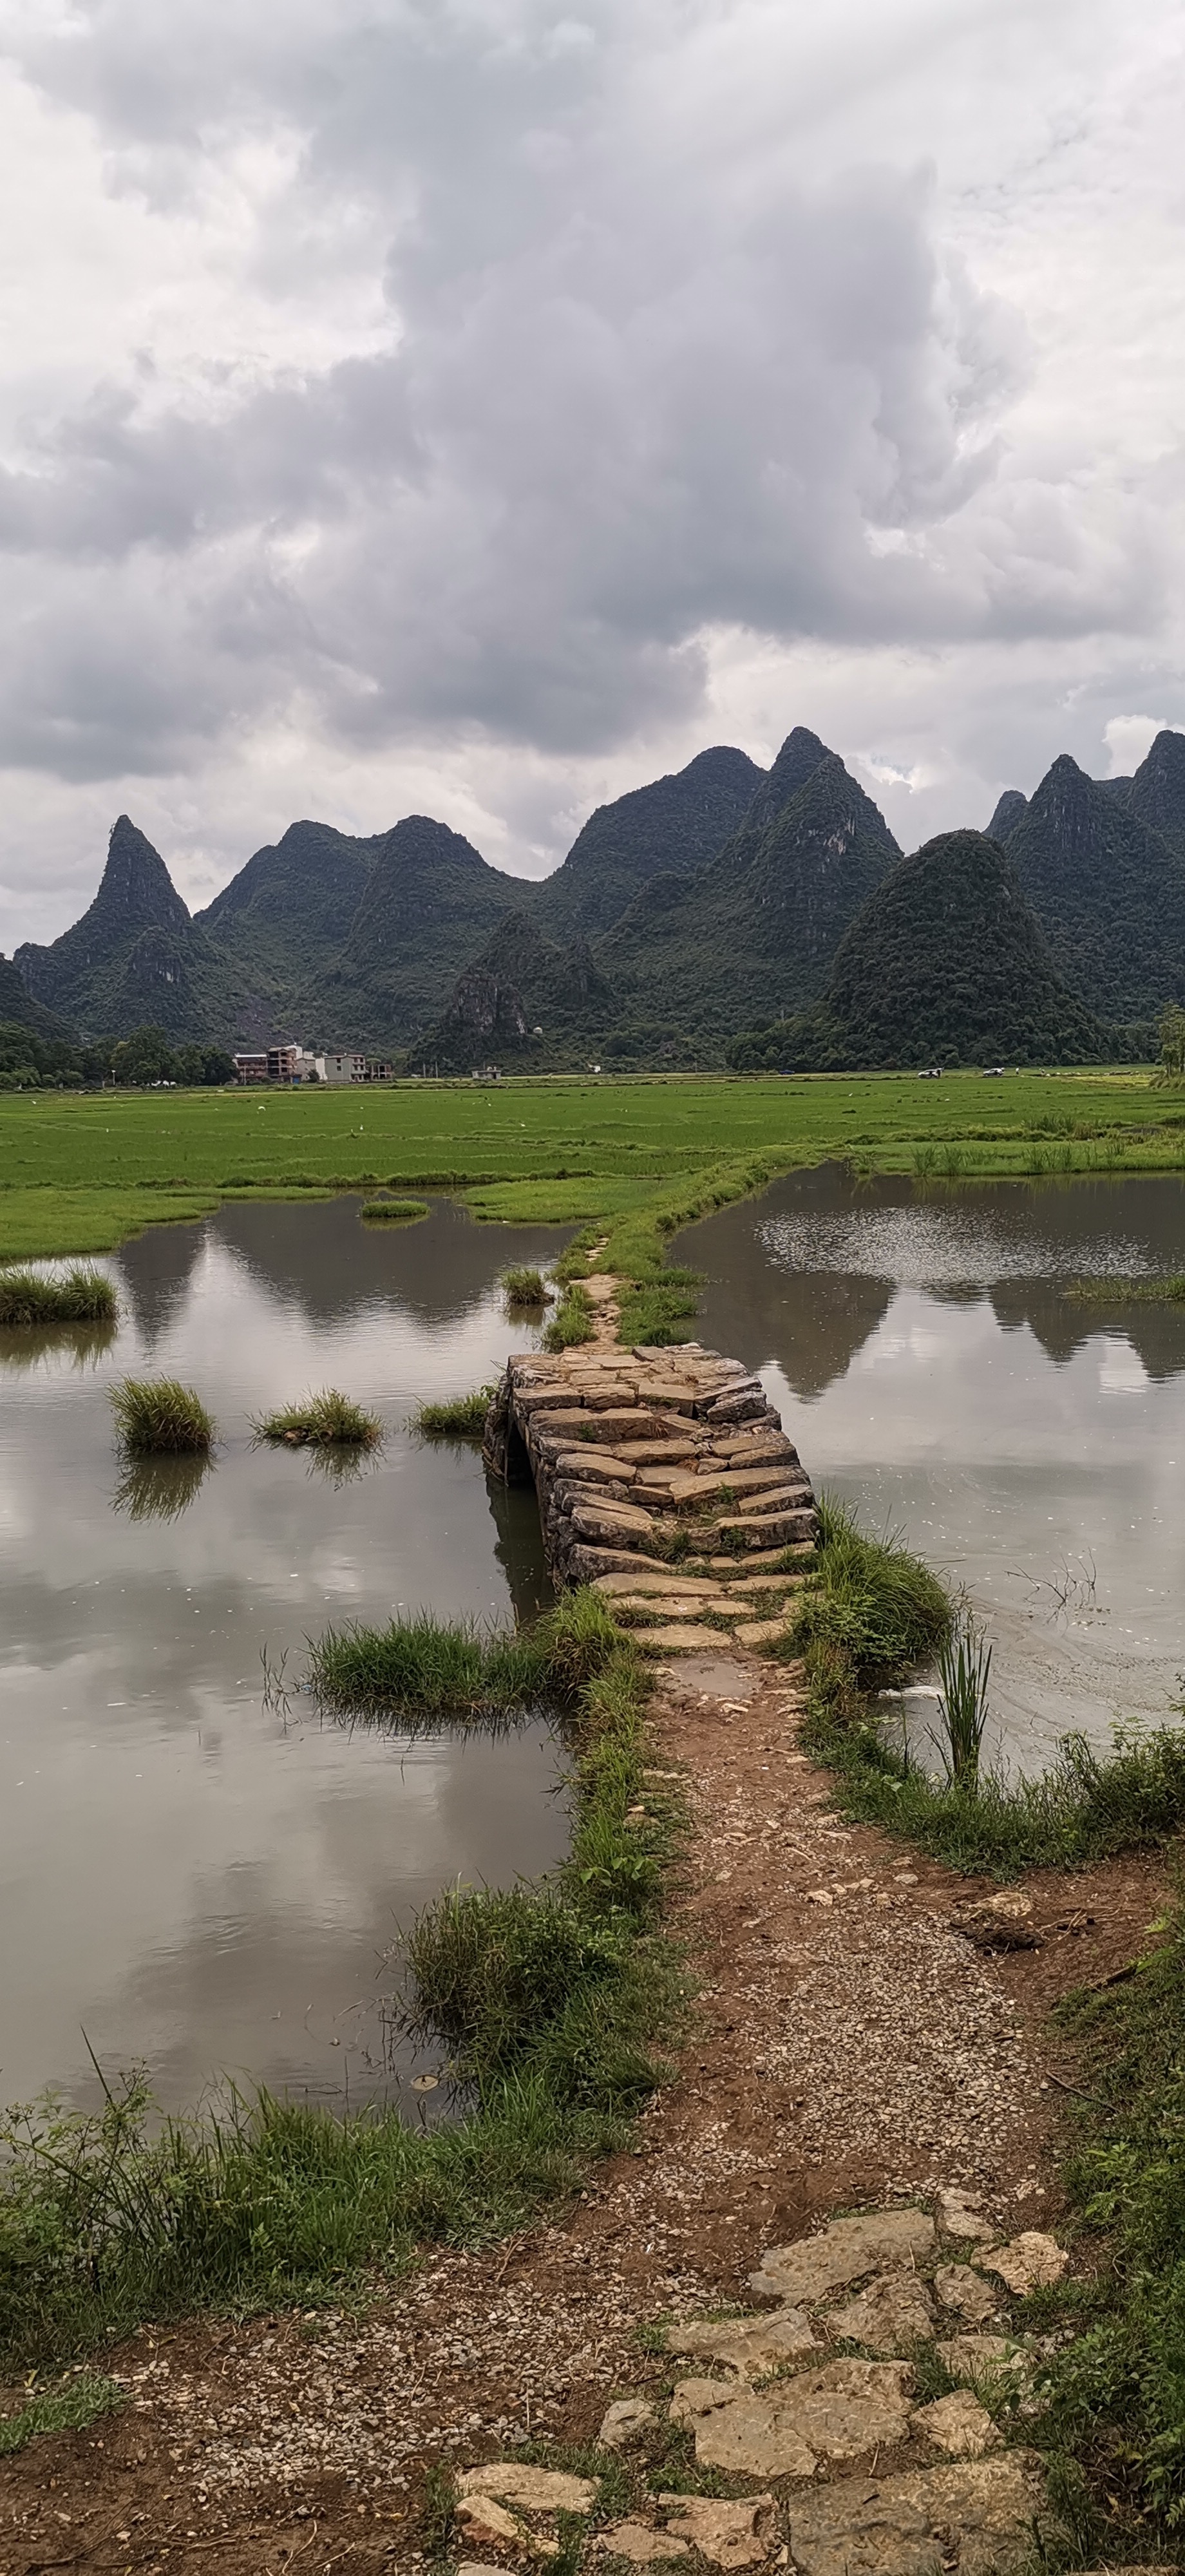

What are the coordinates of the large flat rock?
(785, 2454, 1044, 2576)
(678, 2360, 913, 2476)
(752, 2210, 935, 2306)
(668, 2306, 819, 2379)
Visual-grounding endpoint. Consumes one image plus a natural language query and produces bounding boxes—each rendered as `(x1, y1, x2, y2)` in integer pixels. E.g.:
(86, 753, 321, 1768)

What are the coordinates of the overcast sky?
(1, 0, 1182, 946)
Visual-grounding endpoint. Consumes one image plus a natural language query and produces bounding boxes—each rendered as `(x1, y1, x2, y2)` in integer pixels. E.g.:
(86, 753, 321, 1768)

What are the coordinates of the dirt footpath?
(0, 1640, 1167, 2576)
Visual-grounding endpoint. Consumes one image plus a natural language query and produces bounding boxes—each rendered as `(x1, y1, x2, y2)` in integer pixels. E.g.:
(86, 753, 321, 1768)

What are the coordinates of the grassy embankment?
(1, 1071, 1183, 1349)
(0, 1592, 680, 2381)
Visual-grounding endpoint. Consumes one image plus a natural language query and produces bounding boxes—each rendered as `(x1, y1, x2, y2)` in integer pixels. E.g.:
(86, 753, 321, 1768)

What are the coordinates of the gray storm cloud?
(0, 0, 1179, 934)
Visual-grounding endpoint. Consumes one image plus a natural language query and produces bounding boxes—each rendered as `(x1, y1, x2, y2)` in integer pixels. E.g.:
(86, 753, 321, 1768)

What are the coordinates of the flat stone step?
(631, 1624, 734, 1654)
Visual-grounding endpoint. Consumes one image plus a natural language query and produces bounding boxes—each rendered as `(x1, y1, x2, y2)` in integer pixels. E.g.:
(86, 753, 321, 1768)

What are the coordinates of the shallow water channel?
(678, 1169, 1185, 1776)
(0, 1196, 571, 2116)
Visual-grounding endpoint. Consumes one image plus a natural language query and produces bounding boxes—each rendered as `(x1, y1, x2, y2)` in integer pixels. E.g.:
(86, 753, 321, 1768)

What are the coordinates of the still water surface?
(0, 1197, 570, 2115)
(678, 1170, 1185, 1772)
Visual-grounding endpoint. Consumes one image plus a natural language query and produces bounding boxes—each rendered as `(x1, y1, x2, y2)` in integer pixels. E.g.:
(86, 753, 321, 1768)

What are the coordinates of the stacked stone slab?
(483, 1341, 817, 1598)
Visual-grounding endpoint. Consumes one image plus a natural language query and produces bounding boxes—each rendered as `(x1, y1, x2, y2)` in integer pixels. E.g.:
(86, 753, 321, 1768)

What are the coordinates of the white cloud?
(0, 0, 1182, 940)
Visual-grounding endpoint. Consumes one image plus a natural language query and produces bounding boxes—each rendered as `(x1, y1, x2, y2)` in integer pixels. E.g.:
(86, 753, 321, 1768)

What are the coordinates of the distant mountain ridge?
(15, 723, 1185, 1065)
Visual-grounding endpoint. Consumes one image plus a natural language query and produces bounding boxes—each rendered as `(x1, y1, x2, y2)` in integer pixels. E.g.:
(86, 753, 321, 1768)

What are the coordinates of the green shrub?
(413, 1386, 495, 1439)
(109, 1376, 214, 1455)
(0, 1267, 117, 1327)
(253, 1389, 382, 1447)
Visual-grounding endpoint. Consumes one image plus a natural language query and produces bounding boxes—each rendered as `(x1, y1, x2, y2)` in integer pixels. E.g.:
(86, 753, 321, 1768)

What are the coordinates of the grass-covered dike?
(0, 1590, 681, 2376)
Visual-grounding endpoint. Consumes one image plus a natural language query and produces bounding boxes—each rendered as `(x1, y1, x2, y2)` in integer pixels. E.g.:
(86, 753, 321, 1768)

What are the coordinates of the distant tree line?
(0, 1019, 236, 1091)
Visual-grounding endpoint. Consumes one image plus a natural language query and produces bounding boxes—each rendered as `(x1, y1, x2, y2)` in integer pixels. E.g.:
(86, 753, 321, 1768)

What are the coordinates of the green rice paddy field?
(0, 1065, 1179, 1269)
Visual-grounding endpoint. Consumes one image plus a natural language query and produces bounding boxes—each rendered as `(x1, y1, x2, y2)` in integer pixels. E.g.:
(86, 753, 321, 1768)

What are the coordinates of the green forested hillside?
(531, 744, 763, 940)
(1005, 755, 1185, 1019)
(198, 820, 386, 991)
(595, 741, 900, 1043)
(310, 815, 524, 1047)
(735, 828, 1115, 1070)
(1116, 728, 1185, 855)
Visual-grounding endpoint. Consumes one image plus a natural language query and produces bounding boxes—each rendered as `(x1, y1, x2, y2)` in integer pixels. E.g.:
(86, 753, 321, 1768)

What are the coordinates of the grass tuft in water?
(109, 1376, 214, 1455)
(0, 1266, 117, 1328)
(544, 1282, 596, 1350)
(501, 1264, 551, 1306)
(308, 1589, 620, 1725)
(0, 2372, 125, 2455)
(360, 1196, 429, 1223)
(252, 1389, 382, 1448)
(412, 1385, 495, 1439)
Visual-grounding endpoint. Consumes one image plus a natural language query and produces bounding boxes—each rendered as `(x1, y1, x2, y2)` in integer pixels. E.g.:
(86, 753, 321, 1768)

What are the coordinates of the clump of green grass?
(308, 1610, 553, 1723)
(252, 1389, 382, 1448)
(109, 1376, 214, 1455)
(544, 1282, 596, 1350)
(501, 1264, 551, 1306)
(616, 1266, 701, 1348)
(0, 1266, 117, 1327)
(0, 2371, 124, 2455)
(308, 1588, 619, 1724)
(0, 1609, 679, 2373)
(782, 1495, 951, 1678)
(361, 1196, 429, 1223)
(412, 1385, 495, 1439)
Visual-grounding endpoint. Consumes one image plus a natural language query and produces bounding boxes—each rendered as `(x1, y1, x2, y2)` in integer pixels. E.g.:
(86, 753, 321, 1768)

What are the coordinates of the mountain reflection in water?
(677, 1167, 1185, 1771)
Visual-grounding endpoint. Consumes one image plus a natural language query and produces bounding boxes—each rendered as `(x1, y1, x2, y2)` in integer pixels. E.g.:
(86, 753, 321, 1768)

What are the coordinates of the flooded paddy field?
(678, 1169, 1185, 1772)
(0, 1196, 570, 2115)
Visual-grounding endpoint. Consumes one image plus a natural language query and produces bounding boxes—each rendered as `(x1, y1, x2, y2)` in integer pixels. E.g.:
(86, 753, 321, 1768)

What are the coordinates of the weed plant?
(501, 1265, 551, 1305)
(0, 1594, 680, 2374)
(109, 1376, 214, 1455)
(544, 1282, 597, 1350)
(360, 1197, 429, 1222)
(253, 1389, 382, 1447)
(412, 1385, 495, 1439)
(0, 1267, 116, 1327)
(934, 1611, 992, 1786)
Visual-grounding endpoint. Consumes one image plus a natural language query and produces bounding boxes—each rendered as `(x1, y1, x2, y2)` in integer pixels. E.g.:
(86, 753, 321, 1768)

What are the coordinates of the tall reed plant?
(934, 1611, 992, 1786)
